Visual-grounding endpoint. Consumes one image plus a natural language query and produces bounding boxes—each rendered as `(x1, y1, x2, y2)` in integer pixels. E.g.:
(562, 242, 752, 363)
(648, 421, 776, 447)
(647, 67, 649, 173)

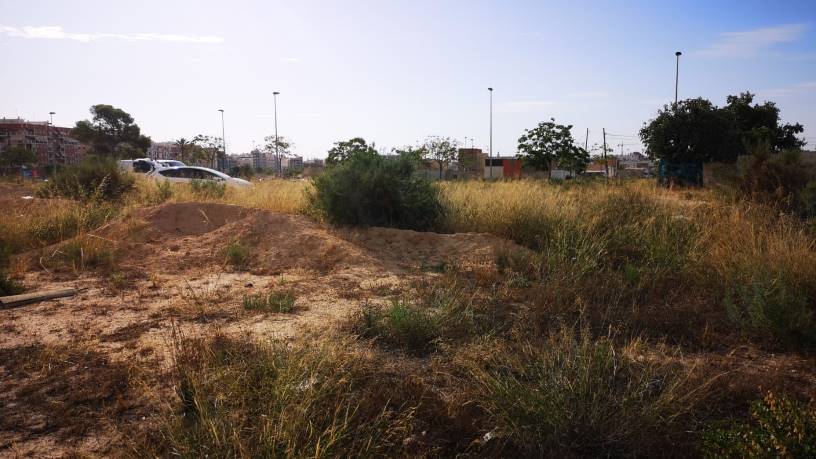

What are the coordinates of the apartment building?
(0, 118, 87, 166)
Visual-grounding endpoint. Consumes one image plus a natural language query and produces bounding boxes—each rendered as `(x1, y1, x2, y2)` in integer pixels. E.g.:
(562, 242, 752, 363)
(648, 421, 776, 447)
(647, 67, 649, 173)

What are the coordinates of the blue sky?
(2, 0, 815, 158)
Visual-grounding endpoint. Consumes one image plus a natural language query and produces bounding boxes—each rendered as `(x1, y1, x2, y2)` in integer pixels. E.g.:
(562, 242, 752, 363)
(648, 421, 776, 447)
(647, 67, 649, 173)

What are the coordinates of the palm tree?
(175, 138, 192, 162)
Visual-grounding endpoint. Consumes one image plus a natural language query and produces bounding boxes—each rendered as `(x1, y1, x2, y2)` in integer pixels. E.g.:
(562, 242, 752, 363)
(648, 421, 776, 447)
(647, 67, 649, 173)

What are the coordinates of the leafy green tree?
(517, 118, 584, 178)
(640, 98, 736, 163)
(722, 92, 805, 153)
(72, 104, 151, 157)
(391, 146, 426, 163)
(640, 93, 806, 163)
(423, 136, 459, 179)
(326, 137, 377, 165)
(559, 145, 590, 175)
(1, 145, 37, 168)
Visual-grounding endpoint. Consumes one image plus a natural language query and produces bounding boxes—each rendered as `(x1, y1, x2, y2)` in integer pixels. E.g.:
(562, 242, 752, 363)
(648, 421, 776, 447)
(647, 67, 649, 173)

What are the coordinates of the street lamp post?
(273, 91, 280, 176)
(218, 109, 226, 169)
(488, 87, 493, 179)
(674, 51, 682, 105)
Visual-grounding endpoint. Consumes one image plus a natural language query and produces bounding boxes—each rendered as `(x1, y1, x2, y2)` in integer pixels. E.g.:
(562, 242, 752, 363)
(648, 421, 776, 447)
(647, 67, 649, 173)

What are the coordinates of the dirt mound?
(143, 202, 252, 236)
(113, 202, 524, 276)
(189, 210, 379, 274)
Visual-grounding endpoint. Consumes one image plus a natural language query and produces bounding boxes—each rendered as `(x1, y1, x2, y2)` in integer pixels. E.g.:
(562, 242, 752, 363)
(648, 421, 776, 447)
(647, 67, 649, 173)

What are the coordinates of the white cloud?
(282, 57, 301, 63)
(695, 23, 807, 58)
(0, 25, 223, 44)
(497, 100, 556, 114)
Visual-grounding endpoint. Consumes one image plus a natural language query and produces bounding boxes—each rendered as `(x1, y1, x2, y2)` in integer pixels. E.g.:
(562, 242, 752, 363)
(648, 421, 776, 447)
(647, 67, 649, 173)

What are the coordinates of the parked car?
(118, 158, 158, 173)
(149, 166, 252, 188)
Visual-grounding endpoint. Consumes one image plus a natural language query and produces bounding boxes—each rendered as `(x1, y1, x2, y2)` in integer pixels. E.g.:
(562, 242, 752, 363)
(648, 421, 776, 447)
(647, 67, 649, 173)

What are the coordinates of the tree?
(263, 135, 292, 174)
(174, 138, 195, 163)
(0, 145, 37, 168)
(517, 118, 583, 179)
(640, 93, 806, 164)
(640, 98, 736, 163)
(191, 135, 225, 168)
(559, 145, 591, 176)
(423, 136, 459, 179)
(722, 92, 805, 153)
(72, 104, 151, 157)
(326, 137, 377, 165)
(391, 146, 426, 164)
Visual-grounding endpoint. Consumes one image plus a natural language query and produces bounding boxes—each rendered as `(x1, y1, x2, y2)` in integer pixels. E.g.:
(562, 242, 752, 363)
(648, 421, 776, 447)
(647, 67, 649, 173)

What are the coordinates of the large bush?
(308, 151, 443, 230)
(38, 156, 134, 201)
(732, 147, 815, 218)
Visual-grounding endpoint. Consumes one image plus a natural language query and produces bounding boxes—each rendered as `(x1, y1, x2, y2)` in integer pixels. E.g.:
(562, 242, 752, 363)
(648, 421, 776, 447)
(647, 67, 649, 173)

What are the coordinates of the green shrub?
(355, 300, 440, 355)
(148, 179, 173, 204)
(42, 237, 117, 272)
(465, 325, 698, 456)
(190, 179, 226, 198)
(703, 392, 816, 458)
(28, 204, 115, 246)
(308, 151, 444, 230)
(243, 291, 296, 313)
(137, 335, 418, 457)
(38, 156, 134, 201)
(221, 240, 250, 269)
(724, 269, 815, 349)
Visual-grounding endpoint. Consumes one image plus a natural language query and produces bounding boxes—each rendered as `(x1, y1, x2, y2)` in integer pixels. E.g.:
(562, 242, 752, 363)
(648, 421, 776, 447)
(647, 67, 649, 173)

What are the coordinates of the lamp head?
(675, 51, 682, 56)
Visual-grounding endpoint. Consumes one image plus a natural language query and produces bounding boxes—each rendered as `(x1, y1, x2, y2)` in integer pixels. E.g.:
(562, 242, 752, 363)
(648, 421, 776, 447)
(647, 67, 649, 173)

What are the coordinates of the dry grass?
(131, 175, 310, 213)
(439, 179, 816, 349)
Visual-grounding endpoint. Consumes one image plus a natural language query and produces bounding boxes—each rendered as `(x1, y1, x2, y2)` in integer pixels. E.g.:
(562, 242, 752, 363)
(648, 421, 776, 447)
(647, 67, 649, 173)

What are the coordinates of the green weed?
(242, 290, 297, 313)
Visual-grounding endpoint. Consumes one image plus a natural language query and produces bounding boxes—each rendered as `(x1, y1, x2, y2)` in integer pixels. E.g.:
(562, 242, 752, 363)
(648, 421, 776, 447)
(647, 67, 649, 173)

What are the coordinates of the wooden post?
(0, 288, 79, 309)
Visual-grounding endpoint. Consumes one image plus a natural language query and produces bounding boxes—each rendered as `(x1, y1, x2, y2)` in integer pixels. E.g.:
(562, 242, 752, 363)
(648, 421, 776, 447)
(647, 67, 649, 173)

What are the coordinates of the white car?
(149, 166, 252, 188)
(119, 158, 158, 173)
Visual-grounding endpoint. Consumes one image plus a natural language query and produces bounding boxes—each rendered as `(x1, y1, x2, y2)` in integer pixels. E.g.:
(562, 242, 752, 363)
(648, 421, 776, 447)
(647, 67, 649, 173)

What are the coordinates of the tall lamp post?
(273, 91, 280, 176)
(488, 87, 493, 179)
(674, 51, 682, 105)
(218, 109, 226, 169)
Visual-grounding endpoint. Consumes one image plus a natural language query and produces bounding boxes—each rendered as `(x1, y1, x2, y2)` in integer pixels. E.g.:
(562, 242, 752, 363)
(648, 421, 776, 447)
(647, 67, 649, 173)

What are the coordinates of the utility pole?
(602, 128, 609, 185)
(273, 91, 280, 176)
(675, 51, 682, 105)
(218, 109, 226, 169)
(488, 87, 493, 179)
(584, 128, 589, 151)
